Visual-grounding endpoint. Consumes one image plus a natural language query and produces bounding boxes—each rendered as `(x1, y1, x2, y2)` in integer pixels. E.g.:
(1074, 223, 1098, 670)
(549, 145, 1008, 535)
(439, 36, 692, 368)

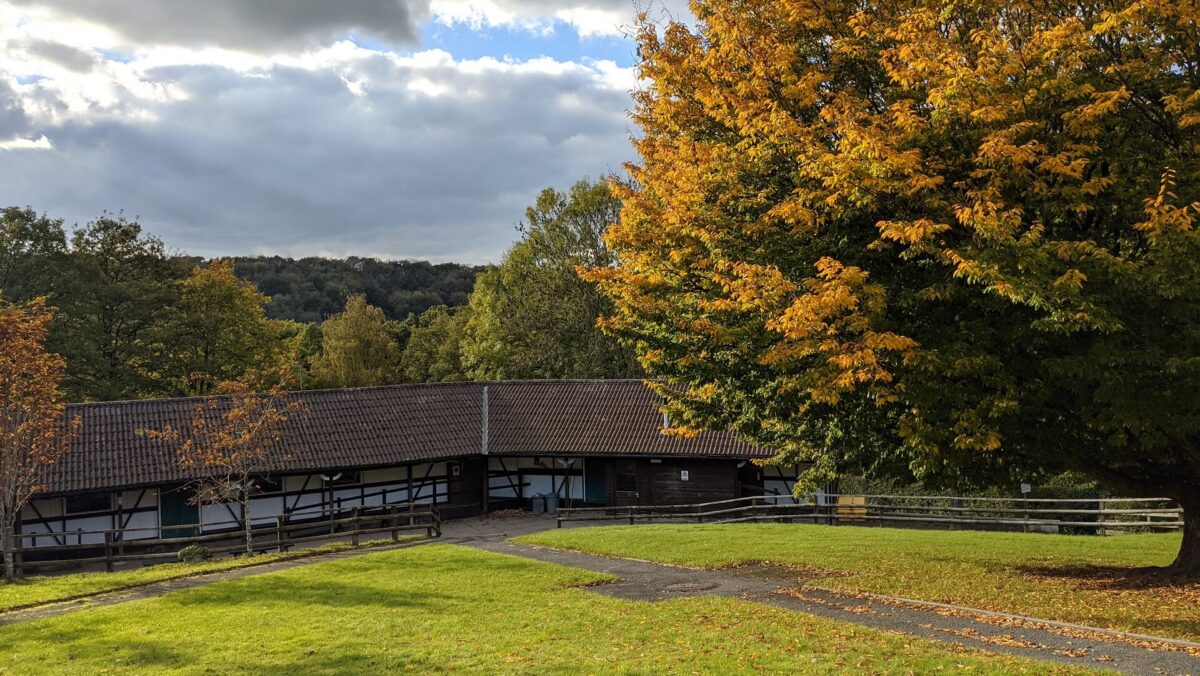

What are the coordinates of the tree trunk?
(2, 533, 12, 582)
(1171, 497, 1200, 576)
(242, 491, 253, 555)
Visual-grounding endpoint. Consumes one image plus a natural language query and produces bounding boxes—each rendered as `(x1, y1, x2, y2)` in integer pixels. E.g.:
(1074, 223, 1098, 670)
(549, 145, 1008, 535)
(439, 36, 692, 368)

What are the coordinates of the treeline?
(0, 177, 637, 402)
(222, 257, 480, 323)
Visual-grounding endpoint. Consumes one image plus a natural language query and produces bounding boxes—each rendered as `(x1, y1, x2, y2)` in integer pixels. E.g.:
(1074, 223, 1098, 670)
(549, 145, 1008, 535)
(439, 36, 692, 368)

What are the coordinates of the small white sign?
(1020, 483, 1032, 495)
(680, 470, 689, 481)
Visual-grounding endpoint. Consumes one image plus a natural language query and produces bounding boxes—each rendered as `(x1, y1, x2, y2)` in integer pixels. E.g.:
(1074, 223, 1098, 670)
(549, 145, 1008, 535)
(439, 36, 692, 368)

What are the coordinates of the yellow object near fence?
(837, 495, 867, 522)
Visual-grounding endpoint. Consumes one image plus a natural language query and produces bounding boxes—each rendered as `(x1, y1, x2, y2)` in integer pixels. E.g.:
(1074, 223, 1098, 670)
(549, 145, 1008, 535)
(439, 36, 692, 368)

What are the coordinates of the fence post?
(351, 507, 360, 547)
(276, 516, 285, 553)
(628, 506, 634, 526)
(103, 531, 114, 573)
(390, 505, 399, 542)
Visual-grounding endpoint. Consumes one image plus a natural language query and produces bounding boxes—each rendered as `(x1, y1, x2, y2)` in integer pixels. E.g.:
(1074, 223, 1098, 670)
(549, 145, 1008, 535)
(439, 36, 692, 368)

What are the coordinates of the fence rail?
(556, 494, 1183, 533)
(6, 502, 441, 576)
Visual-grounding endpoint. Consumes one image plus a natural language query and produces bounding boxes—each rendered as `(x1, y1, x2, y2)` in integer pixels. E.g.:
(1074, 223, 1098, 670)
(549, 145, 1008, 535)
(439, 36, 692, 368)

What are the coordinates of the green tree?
(0, 207, 68, 303)
(157, 261, 279, 396)
(310, 294, 400, 388)
(399, 305, 470, 383)
(462, 179, 639, 380)
(58, 215, 185, 401)
(593, 0, 1200, 573)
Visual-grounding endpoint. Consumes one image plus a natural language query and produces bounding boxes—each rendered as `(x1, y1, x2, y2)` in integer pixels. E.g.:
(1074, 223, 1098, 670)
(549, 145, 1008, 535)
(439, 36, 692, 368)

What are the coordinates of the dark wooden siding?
(645, 460, 738, 505)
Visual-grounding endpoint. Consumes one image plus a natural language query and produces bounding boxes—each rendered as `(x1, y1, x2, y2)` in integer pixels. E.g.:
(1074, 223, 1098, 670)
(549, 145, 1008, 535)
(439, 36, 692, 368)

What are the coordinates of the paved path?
(4, 515, 1199, 675)
(457, 530, 1200, 676)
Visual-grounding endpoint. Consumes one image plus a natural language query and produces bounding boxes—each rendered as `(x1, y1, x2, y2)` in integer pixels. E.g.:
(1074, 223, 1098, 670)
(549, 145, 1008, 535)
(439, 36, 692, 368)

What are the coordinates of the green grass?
(517, 524, 1200, 642)
(0, 544, 1085, 674)
(0, 538, 421, 613)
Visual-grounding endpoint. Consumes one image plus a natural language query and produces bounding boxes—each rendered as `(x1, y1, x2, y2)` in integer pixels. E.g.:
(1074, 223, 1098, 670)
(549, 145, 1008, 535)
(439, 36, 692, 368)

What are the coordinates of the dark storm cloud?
(0, 51, 634, 263)
(0, 79, 31, 137)
(9, 0, 430, 51)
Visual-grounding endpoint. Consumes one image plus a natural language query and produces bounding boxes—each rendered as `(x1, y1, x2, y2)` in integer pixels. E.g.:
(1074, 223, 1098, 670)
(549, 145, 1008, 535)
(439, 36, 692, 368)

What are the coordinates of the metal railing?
(556, 494, 1183, 533)
(7, 502, 441, 575)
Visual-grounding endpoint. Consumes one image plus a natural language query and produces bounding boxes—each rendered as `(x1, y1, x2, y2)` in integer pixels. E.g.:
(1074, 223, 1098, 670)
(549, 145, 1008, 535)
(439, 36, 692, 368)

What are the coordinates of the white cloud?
(428, 0, 690, 38)
(0, 133, 51, 149)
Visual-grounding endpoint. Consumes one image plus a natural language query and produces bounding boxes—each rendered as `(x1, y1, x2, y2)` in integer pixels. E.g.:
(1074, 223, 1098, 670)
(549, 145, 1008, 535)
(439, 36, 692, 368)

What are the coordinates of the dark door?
(612, 459, 640, 506)
(584, 458, 607, 504)
(160, 487, 200, 538)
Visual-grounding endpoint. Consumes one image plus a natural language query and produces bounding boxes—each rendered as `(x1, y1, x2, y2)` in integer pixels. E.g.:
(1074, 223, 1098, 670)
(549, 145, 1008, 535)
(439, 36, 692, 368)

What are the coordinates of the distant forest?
(217, 257, 482, 323)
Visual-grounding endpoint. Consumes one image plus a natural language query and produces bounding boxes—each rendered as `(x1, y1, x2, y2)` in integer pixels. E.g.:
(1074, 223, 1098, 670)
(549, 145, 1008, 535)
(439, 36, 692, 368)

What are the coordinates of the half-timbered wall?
(486, 456, 586, 507)
(18, 459, 465, 548)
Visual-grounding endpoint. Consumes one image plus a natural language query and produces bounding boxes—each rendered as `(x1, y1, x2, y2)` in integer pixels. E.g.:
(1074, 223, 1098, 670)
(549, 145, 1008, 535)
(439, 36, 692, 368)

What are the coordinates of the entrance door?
(612, 459, 640, 506)
(160, 487, 200, 538)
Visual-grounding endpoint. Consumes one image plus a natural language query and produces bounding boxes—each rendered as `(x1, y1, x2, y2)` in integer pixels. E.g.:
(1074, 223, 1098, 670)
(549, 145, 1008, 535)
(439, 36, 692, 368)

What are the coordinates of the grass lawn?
(0, 538, 421, 613)
(0, 544, 1085, 674)
(517, 524, 1200, 642)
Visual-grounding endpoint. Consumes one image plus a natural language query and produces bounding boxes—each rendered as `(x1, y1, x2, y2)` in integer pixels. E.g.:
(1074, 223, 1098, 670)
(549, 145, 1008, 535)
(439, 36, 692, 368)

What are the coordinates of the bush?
(178, 544, 212, 564)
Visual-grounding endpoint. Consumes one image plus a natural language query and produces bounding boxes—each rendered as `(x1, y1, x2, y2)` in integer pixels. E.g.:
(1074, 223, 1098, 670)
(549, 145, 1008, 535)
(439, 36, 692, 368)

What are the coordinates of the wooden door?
(612, 459, 641, 506)
(160, 486, 199, 538)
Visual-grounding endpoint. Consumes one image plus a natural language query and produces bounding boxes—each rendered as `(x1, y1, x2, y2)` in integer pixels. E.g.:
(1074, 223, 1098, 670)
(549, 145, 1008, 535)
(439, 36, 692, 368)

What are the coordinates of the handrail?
(11, 502, 442, 570)
(555, 493, 1182, 533)
(16, 499, 439, 543)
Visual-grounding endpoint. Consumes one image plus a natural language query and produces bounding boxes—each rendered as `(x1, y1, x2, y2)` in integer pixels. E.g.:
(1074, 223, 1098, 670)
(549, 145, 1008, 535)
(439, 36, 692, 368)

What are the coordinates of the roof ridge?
(66, 378, 657, 408)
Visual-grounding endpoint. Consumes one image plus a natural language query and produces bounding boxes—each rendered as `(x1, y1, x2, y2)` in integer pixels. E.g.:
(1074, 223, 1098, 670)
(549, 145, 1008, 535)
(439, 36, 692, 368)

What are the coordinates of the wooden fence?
(556, 493, 1183, 533)
(6, 502, 441, 576)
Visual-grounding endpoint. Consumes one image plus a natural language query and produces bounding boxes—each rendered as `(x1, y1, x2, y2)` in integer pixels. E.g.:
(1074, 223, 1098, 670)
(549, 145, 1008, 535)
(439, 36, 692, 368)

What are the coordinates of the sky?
(0, 1, 690, 264)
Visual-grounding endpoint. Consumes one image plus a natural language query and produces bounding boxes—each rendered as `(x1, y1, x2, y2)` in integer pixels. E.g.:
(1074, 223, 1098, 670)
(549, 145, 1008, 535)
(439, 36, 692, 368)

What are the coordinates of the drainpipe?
(481, 385, 489, 515)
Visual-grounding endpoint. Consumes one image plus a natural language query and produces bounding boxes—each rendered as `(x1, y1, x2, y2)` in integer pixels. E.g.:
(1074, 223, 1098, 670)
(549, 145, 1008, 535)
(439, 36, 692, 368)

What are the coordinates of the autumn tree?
(0, 299, 77, 580)
(142, 379, 298, 554)
(592, 0, 1200, 573)
(156, 261, 281, 396)
(310, 294, 400, 388)
(462, 179, 639, 380)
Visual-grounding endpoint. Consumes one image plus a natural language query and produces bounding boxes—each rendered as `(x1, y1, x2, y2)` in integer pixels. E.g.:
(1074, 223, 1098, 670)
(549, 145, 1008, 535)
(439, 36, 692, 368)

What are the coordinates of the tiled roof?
(488, 380, 767, 458)
(46, 380, 771, 494)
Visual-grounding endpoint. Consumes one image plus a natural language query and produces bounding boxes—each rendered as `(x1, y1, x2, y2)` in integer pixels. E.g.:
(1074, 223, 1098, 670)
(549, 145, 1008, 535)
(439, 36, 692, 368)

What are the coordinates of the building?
(19, 380, 800, 547)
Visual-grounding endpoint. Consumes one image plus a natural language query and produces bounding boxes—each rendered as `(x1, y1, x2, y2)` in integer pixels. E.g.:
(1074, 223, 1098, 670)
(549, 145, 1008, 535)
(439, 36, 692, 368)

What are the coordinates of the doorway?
(159, 487, 200, 539)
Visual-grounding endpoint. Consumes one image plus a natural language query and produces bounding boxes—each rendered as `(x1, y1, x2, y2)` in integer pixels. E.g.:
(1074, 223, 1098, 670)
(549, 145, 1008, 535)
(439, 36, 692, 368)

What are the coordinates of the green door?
(160, 487, 200, 539)
(584, 458, 607, 504)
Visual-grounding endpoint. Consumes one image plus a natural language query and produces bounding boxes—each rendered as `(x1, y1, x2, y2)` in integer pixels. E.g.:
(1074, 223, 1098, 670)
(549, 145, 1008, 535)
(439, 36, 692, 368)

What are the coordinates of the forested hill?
(218, 256, 482, 323)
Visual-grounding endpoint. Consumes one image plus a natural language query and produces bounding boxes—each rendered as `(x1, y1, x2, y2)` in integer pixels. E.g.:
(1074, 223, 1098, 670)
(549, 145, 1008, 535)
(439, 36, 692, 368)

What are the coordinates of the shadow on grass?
(1015, 563, 1200, 591)
(164, 576, 457, 611)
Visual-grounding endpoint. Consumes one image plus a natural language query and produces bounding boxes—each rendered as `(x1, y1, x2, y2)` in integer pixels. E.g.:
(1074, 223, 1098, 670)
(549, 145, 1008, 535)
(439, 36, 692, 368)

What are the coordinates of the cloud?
(0, 133, 51, 149)
(6, 0, 430, 51)
(0, 42, 635, 263)
(429, 0, 691, 37)
(0, 79, 32, 137)
(24, 38, 97, 72)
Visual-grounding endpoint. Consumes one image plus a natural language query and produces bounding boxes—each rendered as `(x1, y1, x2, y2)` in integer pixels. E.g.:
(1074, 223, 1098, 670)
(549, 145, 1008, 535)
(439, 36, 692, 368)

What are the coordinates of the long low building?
(20, 379, 801, 547)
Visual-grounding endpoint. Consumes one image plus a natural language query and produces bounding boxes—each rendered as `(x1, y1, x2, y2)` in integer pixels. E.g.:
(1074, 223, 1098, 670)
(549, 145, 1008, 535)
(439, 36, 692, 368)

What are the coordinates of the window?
(251, 477, 282, 494)
(64, 493, 111, 514)
(326, 471, 361, 486)
(616, 474, 637, 493)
